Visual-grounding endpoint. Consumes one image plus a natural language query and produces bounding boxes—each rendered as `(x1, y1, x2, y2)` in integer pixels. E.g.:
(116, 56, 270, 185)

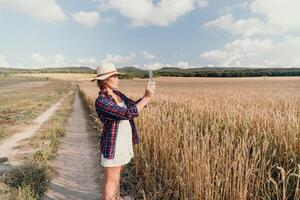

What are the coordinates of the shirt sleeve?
(95, 97, 139, 120)
(127, 97, 148, 108)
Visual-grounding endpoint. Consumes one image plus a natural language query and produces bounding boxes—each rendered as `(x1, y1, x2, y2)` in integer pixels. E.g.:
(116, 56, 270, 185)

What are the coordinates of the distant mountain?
(155, 66, 300, 77)
(159, 67, 181, 70)
(119, 66, 146, 73)
(0, 66, 95, 74)
(1, 66, 299, 77)
(41, 67, 95, 73)
(118, 66, 148, 78)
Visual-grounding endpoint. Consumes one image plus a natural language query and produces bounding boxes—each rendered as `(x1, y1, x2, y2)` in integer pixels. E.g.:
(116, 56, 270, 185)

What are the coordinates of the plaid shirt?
(95, 89, 145, 159)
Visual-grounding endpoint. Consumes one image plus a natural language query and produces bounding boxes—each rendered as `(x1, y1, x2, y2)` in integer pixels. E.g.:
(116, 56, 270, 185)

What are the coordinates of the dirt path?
(0, 90, 72, 169)
(42, 89, 102, 200)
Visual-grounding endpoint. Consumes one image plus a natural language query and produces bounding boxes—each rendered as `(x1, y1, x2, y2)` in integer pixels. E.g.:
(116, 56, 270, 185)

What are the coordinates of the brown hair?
(97, 79, 109, 93)
(97, 74, 119, 102)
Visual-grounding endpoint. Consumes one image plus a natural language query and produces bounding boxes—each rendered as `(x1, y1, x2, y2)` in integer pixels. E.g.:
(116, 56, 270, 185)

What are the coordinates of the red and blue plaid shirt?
(95, 89, 145, 159)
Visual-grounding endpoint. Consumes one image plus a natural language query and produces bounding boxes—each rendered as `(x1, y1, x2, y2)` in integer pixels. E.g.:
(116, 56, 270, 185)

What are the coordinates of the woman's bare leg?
(103, 165, 124, 200)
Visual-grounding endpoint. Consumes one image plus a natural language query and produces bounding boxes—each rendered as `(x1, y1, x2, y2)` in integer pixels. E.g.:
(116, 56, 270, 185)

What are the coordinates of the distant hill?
(1, 66, 299, 77)
(119, 66, 145, 73)
(154, 66, 300, 77)
(118, 66, 148, 78)
(0, 67, 95, 74)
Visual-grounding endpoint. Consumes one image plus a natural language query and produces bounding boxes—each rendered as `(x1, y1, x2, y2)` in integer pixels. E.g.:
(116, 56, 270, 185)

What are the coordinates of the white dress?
(101, 101, 134, 167)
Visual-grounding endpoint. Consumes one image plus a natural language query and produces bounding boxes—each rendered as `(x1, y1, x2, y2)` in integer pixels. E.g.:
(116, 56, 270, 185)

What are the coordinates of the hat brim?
(91, 71, 126, 82)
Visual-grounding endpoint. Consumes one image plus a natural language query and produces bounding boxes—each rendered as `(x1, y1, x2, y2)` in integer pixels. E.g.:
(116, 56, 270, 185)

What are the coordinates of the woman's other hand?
(144, 81, 156, 98)
(136, 81, 155, 112)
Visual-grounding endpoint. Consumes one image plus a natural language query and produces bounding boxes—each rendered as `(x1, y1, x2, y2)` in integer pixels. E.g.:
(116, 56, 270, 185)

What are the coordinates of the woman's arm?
(127, 96, 148, 108)
(135, 96, 150, 113)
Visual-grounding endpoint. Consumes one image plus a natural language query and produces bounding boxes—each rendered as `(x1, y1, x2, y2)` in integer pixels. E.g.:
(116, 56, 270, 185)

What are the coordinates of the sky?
(0, 0, 300, 70)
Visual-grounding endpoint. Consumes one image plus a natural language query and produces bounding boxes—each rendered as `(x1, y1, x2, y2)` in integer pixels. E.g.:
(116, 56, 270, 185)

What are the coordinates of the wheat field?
(78, 76, 300, 200)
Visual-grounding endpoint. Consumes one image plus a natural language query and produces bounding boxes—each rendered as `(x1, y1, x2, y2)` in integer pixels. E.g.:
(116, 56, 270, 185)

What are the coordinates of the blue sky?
(0, 0, 299, 69)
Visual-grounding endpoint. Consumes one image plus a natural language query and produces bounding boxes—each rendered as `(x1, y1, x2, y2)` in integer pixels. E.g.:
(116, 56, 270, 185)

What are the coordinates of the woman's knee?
(104, 166, 122, 182)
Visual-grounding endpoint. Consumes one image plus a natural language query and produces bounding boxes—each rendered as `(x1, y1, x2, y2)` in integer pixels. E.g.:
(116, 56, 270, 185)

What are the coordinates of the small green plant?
(3, 165, 49, 198)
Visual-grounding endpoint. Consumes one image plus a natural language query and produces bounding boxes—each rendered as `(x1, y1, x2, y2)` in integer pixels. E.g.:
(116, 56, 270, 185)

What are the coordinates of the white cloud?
(201, 50, 227, 61)
(76, 58, 97, 65)
(101, 53, 136, 64)
(99, 0, 208, 26)
(32, 53, 67, 68)
(251, 0, 300, 32)
(205, 0, 300, 36)
(31, 53, 100, 68)
(202, 0, 300, 68)
(142, 62, 164, 70)
(139, 61, 198, 70)
(219, 2, 248, 15)
(0, 0, 67, 24)
(174, 61, 191, 68)
(197, 0, 209, 8)
(203, 13, 275, 36)
(74, 58, 98, 66)
(141, 51, 155, 59)
(0, 55, 10, 67)
(72, 11, 101, 27)
(200, 37, 300, 68)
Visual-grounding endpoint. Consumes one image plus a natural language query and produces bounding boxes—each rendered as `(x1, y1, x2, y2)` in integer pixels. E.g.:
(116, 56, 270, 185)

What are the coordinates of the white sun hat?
(91, 63, 125, 81)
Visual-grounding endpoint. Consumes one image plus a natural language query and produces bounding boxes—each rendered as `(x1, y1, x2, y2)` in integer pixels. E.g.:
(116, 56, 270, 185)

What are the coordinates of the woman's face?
(105, 74, 119, 89)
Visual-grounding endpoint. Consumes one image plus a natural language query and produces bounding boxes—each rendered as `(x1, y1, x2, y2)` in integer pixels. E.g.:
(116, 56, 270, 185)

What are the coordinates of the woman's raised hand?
(144, 81, 156, 98)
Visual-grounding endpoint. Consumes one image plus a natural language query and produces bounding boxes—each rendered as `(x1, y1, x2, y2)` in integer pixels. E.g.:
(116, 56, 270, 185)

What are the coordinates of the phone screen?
(149, 69, 153, 81)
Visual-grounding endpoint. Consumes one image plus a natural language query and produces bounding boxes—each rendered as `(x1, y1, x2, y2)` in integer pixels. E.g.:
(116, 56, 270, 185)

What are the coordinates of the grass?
(78, 77, 300, 200)
(0, 75, 71, 140)
(0, 86, 75, 200)
(15, 73, 95, 81)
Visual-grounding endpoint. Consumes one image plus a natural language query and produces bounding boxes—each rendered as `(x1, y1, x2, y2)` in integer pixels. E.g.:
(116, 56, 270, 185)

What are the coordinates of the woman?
(92, 63, 155, 200)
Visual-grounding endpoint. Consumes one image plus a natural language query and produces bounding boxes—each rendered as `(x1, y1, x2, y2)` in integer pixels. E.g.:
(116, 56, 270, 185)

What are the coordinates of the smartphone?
(149, 69, 153, 81)
(148, 69, 155, 87)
